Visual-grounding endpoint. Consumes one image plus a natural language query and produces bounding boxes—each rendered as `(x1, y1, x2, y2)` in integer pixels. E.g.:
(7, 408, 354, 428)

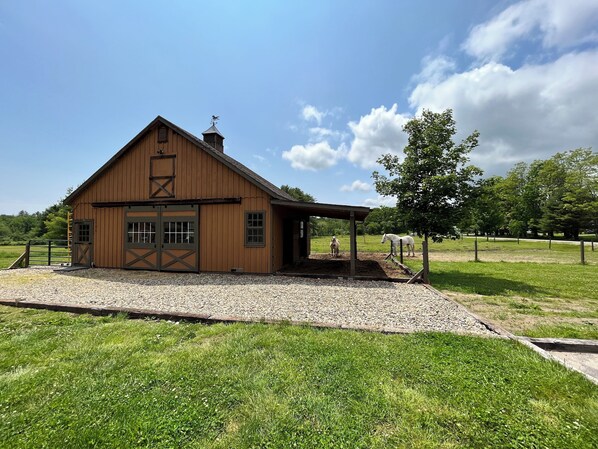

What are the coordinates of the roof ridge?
(65, 115, 297, 204)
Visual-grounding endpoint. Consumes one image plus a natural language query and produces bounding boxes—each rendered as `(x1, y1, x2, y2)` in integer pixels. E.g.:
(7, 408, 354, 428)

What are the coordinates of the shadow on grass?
(430, 270, 548, 296)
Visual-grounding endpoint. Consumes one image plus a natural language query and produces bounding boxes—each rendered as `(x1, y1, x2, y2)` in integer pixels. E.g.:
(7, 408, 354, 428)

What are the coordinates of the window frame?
(244, 211, 266, 247)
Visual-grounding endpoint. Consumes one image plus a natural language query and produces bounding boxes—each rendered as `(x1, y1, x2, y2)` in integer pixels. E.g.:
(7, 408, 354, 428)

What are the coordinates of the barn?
(65, 116, 370, 275)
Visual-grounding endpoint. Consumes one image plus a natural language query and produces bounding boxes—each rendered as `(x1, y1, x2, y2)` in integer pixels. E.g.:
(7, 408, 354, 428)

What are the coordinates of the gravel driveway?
(0, 267, 494, 336)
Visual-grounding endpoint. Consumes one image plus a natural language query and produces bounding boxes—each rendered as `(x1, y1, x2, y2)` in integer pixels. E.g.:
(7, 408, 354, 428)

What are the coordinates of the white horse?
(381, 233, 415, 257)
(330, 236, 340, 257)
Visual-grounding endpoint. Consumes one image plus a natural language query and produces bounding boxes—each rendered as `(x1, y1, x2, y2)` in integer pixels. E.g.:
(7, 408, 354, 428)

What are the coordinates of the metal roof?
(271, 199, 370, 221)
(202, 124, 225, 138)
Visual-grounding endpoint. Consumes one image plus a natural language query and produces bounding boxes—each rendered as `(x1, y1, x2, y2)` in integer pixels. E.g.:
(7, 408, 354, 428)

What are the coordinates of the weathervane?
(211, 115, 220, 126)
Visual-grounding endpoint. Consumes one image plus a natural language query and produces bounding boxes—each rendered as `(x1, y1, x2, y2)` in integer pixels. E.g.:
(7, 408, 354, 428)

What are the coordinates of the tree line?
(0, 194, 71, 245)
(461, 149, 597, 240)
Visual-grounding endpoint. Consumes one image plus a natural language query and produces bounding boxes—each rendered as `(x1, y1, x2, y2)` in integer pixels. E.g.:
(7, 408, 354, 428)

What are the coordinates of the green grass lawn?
(0, 246, 24, 269)
(1, 306, 596, 448)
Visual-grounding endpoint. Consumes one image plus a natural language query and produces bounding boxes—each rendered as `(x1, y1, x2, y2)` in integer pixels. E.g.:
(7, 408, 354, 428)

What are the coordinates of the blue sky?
(1, 0, 597, 214)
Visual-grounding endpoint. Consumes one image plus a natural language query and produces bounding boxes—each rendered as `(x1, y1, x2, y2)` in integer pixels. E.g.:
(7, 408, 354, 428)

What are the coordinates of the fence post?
(581, 241, 585, 265)
(592, 240, 595, 252)
(422, 240, 429, 284)
(25, 241, 30, 267)
(549, 238, 551, 250)
(399, 239, 404, 264)
(48, 240, 52, 266)
(474, 239, 479, 262)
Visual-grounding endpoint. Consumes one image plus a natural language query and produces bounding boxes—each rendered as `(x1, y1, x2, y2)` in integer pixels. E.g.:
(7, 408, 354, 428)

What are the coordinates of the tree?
(373, 109, 482, 243)
(466, 176, 504, 238)
(364, 206, 404, 235)
(280, 185, 315, 202)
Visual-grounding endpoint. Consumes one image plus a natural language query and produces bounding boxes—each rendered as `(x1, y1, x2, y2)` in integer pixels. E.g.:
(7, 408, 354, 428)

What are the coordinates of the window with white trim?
(245, 211, 265, 246)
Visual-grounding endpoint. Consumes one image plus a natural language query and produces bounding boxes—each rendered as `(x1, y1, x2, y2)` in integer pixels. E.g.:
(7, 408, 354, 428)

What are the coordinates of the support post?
(581, 241, 585, 265)
(422, 240, 429, 284)
(48, 240, 52, 266)
(25, 241, 30, 267)
(474, 239, 479, 262)
(549, 238, 551, 250)
(349, 211, 356, 277)
(592, 240, 595, 252)
(399, 239, 404, 264)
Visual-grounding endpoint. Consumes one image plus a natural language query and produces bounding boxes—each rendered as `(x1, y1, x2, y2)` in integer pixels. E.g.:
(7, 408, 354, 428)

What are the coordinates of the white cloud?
(302, 105, 325, 124)
(340, 180, 371, 192)
(412, 55, 456, 84)
(409, 50, 598, 174)
(463, 0, 598, 61)
(347, 104, 410, 169)
(362, 195, 396, 208)
(282, 141, 345, 171)
(308, 127, 343, 141)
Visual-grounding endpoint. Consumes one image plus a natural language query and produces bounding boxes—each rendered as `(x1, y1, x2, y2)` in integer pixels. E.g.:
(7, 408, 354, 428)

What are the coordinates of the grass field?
(1, 306, 597, 448)
(0, 246, 24, 269)
(311, 235, 598, 339)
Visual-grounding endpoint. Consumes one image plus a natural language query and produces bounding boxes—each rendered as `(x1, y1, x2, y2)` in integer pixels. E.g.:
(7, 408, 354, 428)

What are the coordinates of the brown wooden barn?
(65, 116, 370, 274)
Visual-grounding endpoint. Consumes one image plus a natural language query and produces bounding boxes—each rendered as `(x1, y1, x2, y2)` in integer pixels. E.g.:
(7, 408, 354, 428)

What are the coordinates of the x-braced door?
(159, 205, 198, 272)
(124, 205, 198, 272)
(124, 206, 160, 270)
(73, 220, 93, 266)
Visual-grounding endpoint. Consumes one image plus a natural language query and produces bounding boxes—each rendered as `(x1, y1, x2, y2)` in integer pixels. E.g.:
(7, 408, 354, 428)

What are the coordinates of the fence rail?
(9, 240, 71, 268)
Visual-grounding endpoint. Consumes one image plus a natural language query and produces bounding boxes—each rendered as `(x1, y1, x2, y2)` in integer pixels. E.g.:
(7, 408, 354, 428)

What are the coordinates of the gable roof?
(64, 116, 296, 204)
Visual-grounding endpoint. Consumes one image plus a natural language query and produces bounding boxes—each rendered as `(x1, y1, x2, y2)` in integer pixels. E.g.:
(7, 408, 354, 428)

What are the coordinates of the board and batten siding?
(71, 125, 272, 273)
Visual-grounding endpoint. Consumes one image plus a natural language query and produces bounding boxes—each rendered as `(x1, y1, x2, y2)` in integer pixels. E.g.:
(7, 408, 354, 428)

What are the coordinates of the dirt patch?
(279, 252, 411, 279)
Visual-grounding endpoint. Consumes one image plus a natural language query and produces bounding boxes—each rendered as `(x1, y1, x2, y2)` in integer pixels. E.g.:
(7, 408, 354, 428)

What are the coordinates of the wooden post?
(47, 240, 52, 266)
(592, 240, 595, 252)
(422, 240, 429, 284)
(549, 238, 551, 250)
(349, 211, 356, 277)
(474, 238, 479, 262)
(581, 241, 585, 265)
(25, 241, 30, 267)
(399, 239, 404, 264)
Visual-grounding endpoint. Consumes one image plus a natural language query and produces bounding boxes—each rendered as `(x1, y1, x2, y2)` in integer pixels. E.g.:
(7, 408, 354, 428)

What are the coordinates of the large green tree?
(465, 176, 504, 238)
(280, 185, 315, 202)
(373, 109, 482, 242)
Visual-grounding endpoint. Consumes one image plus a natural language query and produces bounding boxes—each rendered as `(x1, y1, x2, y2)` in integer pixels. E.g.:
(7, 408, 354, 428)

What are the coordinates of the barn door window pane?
(127, 222, 156, 243)
(163, 221, 195, 244)
(245, 211, 265, 247)
(76, 223, 91, 243)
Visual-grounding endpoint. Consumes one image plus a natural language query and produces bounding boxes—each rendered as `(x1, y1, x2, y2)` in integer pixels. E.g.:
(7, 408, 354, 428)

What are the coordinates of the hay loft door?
(124, 205, 198, 272)
(72, 220, 93, 266)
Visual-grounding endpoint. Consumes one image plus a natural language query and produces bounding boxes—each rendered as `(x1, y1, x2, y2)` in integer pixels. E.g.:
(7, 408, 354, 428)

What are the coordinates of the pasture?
(311, 235, 598, 339)
(0, 246, 24, 269)
(1, 307, 597, 448)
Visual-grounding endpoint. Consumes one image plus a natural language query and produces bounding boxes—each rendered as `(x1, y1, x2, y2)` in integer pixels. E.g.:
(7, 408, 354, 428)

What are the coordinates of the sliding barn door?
(159, 205, 198, 272)
(123, 205, 198, 272)
(124, 206, 160, 270)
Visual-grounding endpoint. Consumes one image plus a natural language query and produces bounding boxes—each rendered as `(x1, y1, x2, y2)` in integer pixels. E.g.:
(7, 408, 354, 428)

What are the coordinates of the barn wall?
(70, 125, 273, 273)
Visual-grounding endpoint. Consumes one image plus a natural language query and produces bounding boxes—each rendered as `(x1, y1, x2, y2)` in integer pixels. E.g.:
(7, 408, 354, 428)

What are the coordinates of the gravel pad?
(0, 267, 494, 336)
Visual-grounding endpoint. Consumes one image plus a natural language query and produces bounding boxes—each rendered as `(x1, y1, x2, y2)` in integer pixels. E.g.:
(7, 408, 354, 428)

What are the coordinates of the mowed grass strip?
(0, 246, 25, 269)
(431, 261, 598, 339)
(1, 306, 597, 448)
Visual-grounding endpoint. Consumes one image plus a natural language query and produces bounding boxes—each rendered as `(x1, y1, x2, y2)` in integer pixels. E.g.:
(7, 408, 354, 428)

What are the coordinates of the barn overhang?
(271, 199, 370, 276)
(270, 199, 370, 221)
